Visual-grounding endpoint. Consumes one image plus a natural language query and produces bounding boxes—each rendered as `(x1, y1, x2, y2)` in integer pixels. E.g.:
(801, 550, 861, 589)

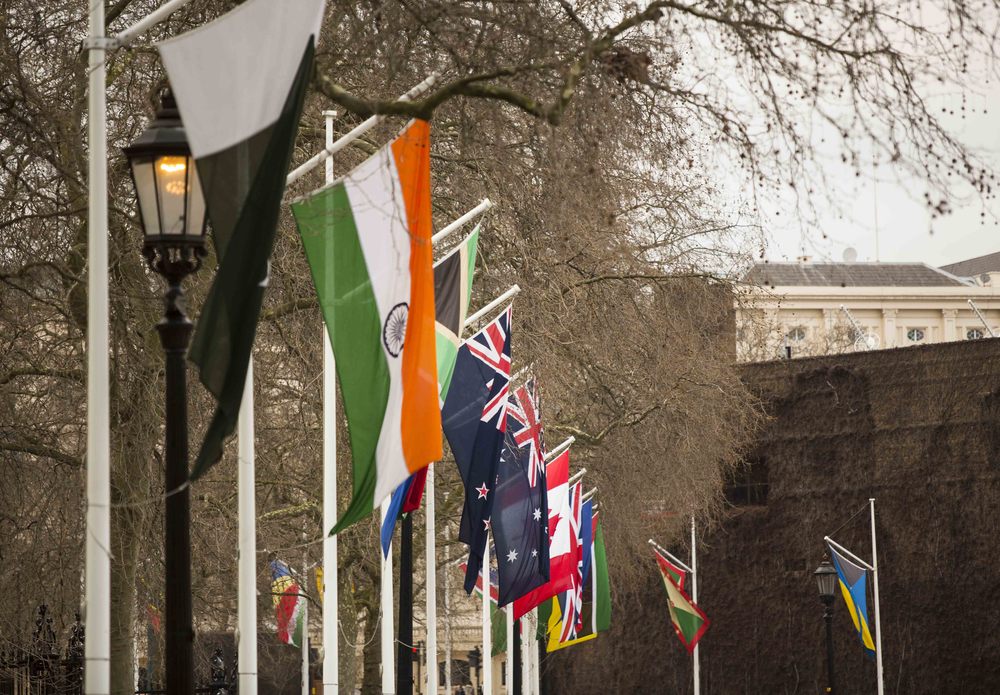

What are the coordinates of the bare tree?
(3, 0, 997, 692)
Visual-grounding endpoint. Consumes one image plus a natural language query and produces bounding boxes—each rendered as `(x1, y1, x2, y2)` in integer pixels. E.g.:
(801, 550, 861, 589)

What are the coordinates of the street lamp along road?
(814, 559, 839, 695)
(124, 87, 207, 695)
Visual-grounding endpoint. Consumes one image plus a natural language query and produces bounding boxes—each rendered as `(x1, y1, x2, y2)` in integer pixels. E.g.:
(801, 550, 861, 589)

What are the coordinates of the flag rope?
(825, 501, 870, 540)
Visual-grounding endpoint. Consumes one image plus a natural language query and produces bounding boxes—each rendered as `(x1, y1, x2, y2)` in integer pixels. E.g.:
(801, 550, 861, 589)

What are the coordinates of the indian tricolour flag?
(291, 120, 441, 534)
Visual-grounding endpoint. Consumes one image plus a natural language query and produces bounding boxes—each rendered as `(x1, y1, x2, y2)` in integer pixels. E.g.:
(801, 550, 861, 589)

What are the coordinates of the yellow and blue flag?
(827, 541, 876, 659)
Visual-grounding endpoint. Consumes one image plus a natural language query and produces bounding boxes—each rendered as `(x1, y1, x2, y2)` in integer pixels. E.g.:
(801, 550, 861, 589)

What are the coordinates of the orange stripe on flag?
(392, 120, 442, 471)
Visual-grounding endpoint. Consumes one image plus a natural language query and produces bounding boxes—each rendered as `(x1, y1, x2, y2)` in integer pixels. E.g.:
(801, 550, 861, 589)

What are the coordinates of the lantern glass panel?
(130, 157, 161, 238)
(185, 159, 206, 238)
(814, 566, 837, 599)
(155, 155, 189, 235)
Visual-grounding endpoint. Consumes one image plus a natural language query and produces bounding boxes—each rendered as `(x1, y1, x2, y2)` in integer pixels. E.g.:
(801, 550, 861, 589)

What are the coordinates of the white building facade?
(737, 256, 1000, 362)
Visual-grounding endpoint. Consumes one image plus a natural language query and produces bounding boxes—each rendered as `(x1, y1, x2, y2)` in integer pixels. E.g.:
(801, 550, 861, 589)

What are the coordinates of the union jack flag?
(508, 378, 546, 487)
(466, 306, 512, 429)
(559, 482, 584, 644)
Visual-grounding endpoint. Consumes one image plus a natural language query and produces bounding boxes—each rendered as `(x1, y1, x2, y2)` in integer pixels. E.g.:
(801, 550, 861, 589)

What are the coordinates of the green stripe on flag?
(594, 522, 611, 632)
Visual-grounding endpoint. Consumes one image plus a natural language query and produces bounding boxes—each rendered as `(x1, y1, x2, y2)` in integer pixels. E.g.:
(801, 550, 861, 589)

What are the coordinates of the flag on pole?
(270, 560, 306, 648)
(539, 512, 610, 652)
(593, 517, 612, 634)
(435, 227, 481, 401)
(291, 120, 441, 534)
(656, 551, 687, 592)
(510, 379, 546, 487)
(158, 0, 325, 478)
(380, 228, 480, 554)
(827, 541, 877, 659)
(513, 450, 575, 619)
(653, 549, 708, 653)
(558, 482, 583, 643)
(492, 391, 550, 607)
(442, 306, 513, 593)
(579, 500, 594, 588)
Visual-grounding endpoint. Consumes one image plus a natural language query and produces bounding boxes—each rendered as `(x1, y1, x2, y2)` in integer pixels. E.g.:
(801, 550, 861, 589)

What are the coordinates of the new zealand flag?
(442, 306, 512, 593)
(493, 381, 550, 607)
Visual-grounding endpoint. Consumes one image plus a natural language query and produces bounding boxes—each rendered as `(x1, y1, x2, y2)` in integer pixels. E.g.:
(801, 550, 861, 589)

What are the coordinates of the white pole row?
(647, 539, 694, 575)
(237, 366, 258, 695)
(691, 516, 700, 695)
(380, 501, 396, 694)
(116, 0, 196, 46)
(544, 437, 575, 462)
(85, 0, 111, 690)
(464, 285, 520, 329)
(567, 468, 587, 486)
(322, 111, 341, 695)
(870, 498, 885, 695)
(432, 198, 493, 245)
(287, 75, 440, 187)
(481, 541, 492, 695)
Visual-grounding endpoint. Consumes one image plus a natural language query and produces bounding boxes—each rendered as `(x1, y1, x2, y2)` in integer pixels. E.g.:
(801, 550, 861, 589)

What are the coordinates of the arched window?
(785, 326, 807, 342)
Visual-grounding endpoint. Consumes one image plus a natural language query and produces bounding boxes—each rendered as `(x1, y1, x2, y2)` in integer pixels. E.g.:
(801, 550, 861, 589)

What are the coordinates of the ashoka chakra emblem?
(383, 302, 409, 357)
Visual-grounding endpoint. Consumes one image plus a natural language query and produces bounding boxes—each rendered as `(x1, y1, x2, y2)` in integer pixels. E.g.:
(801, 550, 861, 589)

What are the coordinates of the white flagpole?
(505, 606, 514, 694)
(431, 198, 493, 245)
(425, 464, 438, 695)
(520, 610, 530, 695)
(482, 542, 492, 695)
(302, 583, 310, 695)
(381, 500, 396, 694)
(321, 110, 340, 695)
(238, 365, 258, 694)
(287, 75, 439, 186)
(84, 0, 111, 690)
(464, 286, 521, 330)
(871, 498, 885, 695)
(529, 609, 540, 695)
(444, 518, 453, 695)
(543, 437, 574, 462)
(691, 516, 700, 695)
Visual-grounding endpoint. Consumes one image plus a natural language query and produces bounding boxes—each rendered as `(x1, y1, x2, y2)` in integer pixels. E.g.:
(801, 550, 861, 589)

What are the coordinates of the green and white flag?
(434, 226, 480, 399)
(158, 0, 325, 478)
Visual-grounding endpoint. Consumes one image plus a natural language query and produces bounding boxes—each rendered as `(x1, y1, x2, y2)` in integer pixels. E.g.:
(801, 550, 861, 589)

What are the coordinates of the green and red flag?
(653, 548, 708, 653)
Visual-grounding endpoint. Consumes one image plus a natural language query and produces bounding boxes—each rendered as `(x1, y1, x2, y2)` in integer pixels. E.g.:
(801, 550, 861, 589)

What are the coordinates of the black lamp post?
(124, 88, 207, 695)
(814, 559, 839, 695)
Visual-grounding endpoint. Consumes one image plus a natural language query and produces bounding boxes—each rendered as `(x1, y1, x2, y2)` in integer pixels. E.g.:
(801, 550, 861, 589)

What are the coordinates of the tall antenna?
(873, 150, 881, 262)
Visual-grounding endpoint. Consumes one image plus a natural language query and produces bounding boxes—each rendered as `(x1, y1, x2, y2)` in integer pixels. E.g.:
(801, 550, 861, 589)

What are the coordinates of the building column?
(822, 308, 837, 350)
(942, 308, 958, 342)
(882, 309, 897, 348)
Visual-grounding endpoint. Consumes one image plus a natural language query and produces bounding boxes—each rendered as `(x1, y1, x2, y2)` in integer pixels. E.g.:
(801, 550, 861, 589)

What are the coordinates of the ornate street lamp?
(124, 88, 206, 695)
(814, 559, 839, 695)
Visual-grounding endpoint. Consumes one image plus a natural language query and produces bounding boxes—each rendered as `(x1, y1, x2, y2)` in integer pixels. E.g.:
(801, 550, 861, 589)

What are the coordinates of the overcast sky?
(758, 76, 1000, 267)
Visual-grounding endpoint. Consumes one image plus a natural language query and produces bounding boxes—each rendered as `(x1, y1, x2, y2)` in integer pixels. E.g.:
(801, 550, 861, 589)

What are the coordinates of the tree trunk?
(110, 503, 142, 695)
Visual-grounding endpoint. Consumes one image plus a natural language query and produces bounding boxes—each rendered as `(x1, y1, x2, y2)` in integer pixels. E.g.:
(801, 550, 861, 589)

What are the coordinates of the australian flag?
(442, 306, 512, 593)
(493, 380, 550, 606)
